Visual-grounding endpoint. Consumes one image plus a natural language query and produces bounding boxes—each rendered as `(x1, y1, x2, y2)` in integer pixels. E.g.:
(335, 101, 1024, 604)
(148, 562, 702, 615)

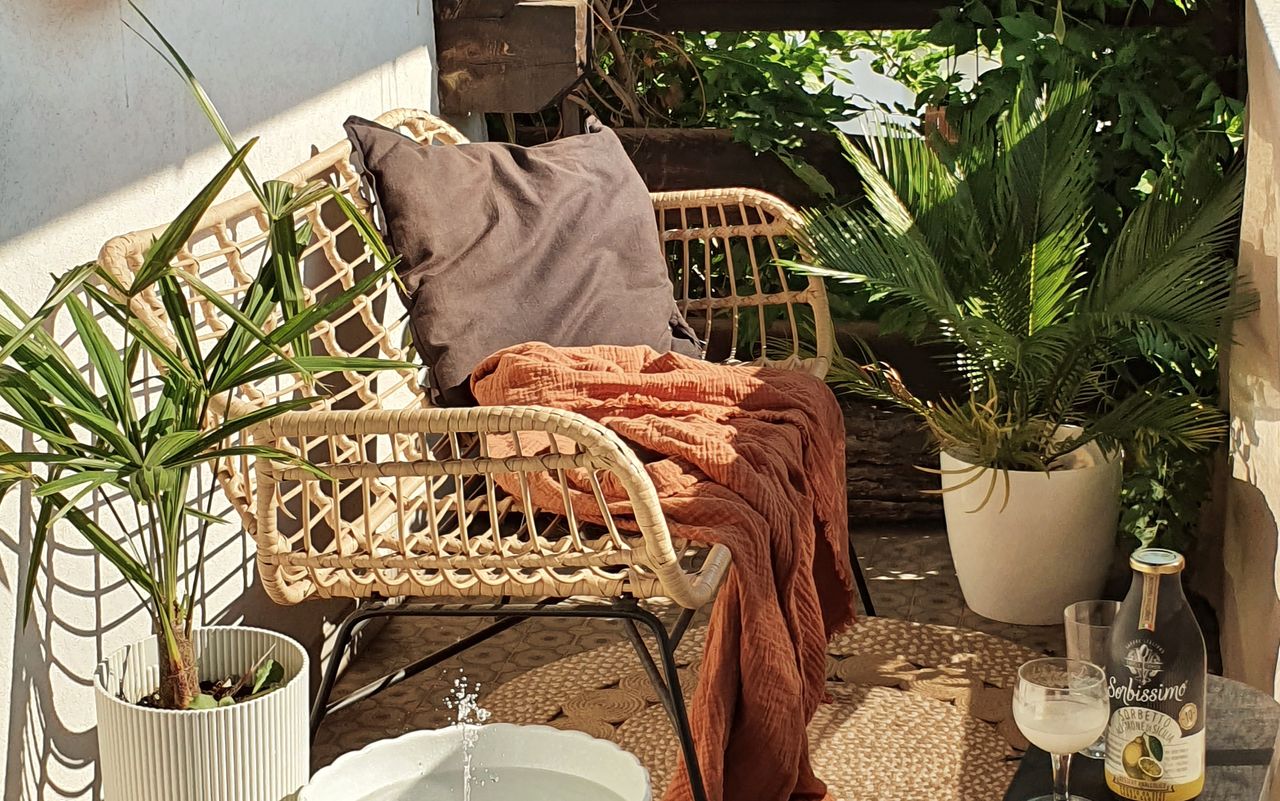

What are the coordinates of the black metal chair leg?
(622, 606, 708, 801)
(848, 535, 877, 616)
(311, 604, 380, 741)
(669, 606, 697, 649)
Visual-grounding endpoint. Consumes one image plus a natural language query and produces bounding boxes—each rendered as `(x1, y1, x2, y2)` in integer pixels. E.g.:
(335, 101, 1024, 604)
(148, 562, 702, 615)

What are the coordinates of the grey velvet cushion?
(344, 116, 700, 405)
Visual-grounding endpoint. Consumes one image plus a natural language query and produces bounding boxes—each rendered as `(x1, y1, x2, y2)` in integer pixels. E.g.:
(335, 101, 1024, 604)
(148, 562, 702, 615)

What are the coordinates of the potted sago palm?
(789, 77, 1248, 624)
(0, 14, 410, 796)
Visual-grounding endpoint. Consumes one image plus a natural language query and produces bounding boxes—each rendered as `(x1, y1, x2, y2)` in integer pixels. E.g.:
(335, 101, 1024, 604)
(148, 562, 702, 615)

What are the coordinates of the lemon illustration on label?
(1122, 737, 1146, 779)
(1138, 756, 1164, 780)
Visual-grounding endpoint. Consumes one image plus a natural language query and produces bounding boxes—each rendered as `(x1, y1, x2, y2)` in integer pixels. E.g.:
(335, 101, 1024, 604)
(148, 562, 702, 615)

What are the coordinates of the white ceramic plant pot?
(300, 723, 651, 801)
(941, 431, 1122, 626)
(94, 625, 309, 801)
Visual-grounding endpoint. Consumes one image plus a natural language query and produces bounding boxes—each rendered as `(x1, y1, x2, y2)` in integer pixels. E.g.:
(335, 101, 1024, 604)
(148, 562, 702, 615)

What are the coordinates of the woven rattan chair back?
(97, 109, 833, 611)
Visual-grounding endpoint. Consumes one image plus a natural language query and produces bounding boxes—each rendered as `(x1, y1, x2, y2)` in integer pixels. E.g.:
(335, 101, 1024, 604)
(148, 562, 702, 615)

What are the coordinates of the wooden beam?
(436, 0, 519, 19)
(437, 0, 589, 114)
(515, 126, 861, 206)
(625, 0, 947, 31)
(623, 0, 1227, 32)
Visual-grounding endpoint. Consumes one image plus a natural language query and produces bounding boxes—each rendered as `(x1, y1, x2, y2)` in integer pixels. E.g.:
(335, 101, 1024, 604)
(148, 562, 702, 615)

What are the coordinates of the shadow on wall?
(0, 481, 102, 799)
(1221, 24, 1280, 695)
(1220, 477, 1280, 691)
(0, 0, 434, 249)
(1, 461, 352, 800)
(1224, 236, 1280, 688)
(0, 466, 347, 800)
(0, 1, 437, 797)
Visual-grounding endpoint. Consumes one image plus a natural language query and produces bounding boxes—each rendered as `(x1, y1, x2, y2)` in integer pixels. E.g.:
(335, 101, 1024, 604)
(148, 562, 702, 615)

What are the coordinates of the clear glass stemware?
(1012, 657, 1109, 801)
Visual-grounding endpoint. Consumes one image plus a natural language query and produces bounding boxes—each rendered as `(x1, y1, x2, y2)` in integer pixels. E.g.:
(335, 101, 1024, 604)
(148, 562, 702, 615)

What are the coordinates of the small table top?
(1004, 675, 1280, 801)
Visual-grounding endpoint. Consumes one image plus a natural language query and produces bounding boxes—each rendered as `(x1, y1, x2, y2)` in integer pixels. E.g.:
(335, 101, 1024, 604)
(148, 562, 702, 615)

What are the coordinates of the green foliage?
(2, 159, 408, 707)
(582, 28, 863, 195)
(841, 30, 957, 113)
(1121, 450, 1210, 550)
(185, 655, 287, 709)
(787, 76, 1249, 487)
(2, 6, 411, 709)
(924, 0, 1242, 231)
(892, 0, 1242, 547)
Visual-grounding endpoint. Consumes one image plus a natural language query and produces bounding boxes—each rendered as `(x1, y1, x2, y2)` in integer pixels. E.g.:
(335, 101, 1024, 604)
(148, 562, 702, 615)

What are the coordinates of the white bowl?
(301, 723, 652, 801)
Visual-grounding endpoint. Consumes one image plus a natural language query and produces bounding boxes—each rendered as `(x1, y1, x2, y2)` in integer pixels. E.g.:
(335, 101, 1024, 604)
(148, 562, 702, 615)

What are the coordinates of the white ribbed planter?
(941, 431, 1122, 626)
(94, 626, 309, 801)
(301, 723, 651, 801)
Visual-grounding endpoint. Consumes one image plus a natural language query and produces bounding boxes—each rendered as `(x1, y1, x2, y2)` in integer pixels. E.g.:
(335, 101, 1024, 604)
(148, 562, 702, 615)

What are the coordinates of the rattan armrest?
(249, 405, 718, 608)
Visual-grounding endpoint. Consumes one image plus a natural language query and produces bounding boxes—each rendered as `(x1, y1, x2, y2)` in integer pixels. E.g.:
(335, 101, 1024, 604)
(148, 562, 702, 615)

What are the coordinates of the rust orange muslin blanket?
(470, 343, 856, 801)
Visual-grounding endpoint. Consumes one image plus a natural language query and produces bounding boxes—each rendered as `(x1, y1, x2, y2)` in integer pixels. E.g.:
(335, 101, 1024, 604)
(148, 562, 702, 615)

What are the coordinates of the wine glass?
(1013, 657, 1109, 801)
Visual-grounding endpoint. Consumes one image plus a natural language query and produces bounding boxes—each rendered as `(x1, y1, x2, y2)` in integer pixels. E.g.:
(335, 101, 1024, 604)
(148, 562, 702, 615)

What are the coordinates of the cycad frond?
(975, 78, 1094, 337)
(1085, 161, 1249, 346)
(791, 205, 964, 332)
(790, 73, 1245, 471)
(845, 127, 987, 282)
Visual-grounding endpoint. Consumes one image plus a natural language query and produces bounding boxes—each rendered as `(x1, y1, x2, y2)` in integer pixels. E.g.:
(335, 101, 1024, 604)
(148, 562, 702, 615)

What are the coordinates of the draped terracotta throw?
(470, 343, 856, 801)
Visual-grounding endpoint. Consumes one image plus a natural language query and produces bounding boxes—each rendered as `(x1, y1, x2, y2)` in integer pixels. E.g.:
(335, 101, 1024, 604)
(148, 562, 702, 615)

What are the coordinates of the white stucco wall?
(1223, 0, 1280, 699)
(0, 2, 437, 798)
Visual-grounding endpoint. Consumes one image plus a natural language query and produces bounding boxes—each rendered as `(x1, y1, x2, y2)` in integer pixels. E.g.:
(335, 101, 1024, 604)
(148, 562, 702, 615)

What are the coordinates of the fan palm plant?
(0, 142, 410, 709)
(789, 77, 1247, 500)
(0, 6, 416, 708)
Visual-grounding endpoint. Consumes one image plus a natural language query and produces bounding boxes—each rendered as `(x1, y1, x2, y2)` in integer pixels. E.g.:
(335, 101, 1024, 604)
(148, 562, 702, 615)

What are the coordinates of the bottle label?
(1105, 635, 1205, 801)
(1105, 707, 1204, 798)
(1139, 573, 1159, 631)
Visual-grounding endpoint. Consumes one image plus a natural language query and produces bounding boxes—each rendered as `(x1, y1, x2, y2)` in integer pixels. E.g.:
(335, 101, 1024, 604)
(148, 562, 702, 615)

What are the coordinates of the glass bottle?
(1104, 548, 1206, 801)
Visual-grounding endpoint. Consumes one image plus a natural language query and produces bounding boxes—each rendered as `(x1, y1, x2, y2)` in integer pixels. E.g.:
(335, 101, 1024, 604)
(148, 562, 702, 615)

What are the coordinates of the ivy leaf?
(998, 12, 1049, 41)
(187, 693, 218, 710)
(1135, 169, 1159, 196)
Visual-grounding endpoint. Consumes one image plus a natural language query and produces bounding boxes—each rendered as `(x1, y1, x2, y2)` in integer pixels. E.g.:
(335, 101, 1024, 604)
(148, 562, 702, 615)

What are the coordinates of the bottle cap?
(1131, 548, 1185, 575)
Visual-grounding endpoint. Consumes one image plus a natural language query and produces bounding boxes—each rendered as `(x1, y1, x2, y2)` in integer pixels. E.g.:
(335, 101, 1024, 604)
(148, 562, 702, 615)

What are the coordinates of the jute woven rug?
(481, 616, 1039, 801)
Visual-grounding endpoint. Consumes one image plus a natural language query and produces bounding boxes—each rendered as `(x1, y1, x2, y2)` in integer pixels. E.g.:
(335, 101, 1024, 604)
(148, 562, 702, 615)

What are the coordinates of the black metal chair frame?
(309, 538, 876, 801)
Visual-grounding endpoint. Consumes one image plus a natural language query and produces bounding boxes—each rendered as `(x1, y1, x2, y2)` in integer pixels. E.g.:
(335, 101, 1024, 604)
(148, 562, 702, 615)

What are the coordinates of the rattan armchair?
(98, 109, 869, 800)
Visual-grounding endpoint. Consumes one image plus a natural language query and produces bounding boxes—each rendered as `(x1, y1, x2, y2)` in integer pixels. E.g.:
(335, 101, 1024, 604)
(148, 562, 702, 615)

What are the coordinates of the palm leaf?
(154, 274, 207, 378)
(22, 482, 158, 622)
(0, 262, 97, 366)
(214, 262, 397, 392)
(125, 2, 265, 208)
(791, 73, 1242, 470)
(263, 181, 310, 358)
(176, 269, 311, 384)
(171, 444, 330, 481)
(230, 356, 416, 389)
(1085, 162, 1248, 345)
(171, 397, 319, 463)
(328, 190, 396, 267)
(21, 496, 55, 624)
(81, 282, 200, 384)
(63, 293, 136, 437)
(131, 141, 257, 292)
